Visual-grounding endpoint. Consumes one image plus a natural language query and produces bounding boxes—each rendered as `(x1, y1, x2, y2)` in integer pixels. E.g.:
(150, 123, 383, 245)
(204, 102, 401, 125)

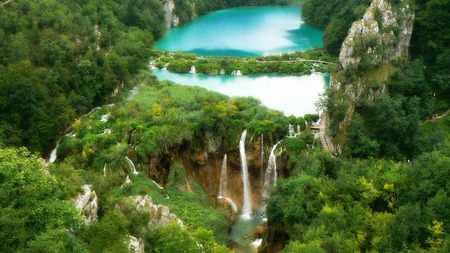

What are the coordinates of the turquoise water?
(230, 215, 266, 252)
(153, 69, 329, 117)
(155, 6, 323, 57)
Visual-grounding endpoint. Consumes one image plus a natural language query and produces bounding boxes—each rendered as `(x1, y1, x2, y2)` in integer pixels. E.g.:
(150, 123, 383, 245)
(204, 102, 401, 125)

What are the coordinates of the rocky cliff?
(74, 184, 98, 224)
(163, 0, 180, 28)
(339, 0, 414, 69)
(140, 131, 288, 215)
(123, 195, 184, 228)
(328, 0, 415, 148)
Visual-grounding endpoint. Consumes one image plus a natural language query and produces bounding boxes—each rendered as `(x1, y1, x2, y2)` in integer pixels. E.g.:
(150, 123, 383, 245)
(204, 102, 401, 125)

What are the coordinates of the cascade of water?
(240, 130, 252, 219)
(189, 65, 196, 74)
(262, 141, 281, 204)
(218, 154, 228, 197)
(220, 69, 225, 75)
(49, 141, 60, 163)
(260, 134, 264, 185)
(125, 156, 138, 174)
(217, 154, 239, 213)
(218, 196, 238, 213)
(288, 124, 294, 137)
(103, 164, 107, 177)
(251, 238, 263, 248)
(152, 180, 164, 189)
(297, 124, 301, 134)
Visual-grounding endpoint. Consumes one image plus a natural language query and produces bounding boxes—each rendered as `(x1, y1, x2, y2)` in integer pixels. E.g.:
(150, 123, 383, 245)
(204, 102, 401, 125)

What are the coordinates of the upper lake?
(153, 6, 327, 117)
(154, 6, 324, 57)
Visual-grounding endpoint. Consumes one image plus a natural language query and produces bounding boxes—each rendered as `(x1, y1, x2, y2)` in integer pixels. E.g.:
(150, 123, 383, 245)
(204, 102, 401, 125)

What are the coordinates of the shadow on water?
(230, 213, 265, 252)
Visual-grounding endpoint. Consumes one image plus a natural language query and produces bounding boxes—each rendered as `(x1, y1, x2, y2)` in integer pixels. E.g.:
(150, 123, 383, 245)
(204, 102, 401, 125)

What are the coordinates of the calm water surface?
(155, 6, 323, 57)
(153, 6, 327, 117)
(153, 69, 328, 117)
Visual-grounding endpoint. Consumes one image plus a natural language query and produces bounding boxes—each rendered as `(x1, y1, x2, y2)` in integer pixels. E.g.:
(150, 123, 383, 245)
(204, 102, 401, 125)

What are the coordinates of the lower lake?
(152, 69, 329, 117)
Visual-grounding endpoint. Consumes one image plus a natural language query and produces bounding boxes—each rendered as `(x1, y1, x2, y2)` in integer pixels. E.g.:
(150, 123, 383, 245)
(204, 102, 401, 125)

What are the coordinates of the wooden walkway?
(310, 112, 333, 155)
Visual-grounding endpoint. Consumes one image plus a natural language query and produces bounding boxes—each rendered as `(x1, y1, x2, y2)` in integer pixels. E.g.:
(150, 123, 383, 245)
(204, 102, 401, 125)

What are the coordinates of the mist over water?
(153, 70, 329, 117)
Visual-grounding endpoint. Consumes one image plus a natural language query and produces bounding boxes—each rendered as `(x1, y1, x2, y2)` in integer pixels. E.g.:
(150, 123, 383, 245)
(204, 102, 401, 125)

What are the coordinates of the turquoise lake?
(153, 69, 329, 117)
(155, 6, 324, 57)
(152, 6, 327, 117)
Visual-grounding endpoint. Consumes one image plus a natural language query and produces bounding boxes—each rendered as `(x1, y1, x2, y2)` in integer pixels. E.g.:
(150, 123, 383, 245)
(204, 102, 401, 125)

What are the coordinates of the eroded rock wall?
(339, 0, 414, 69)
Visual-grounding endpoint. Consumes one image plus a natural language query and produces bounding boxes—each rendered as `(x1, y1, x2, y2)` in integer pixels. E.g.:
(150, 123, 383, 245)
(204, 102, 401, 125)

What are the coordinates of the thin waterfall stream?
(239, 129, 252, 219)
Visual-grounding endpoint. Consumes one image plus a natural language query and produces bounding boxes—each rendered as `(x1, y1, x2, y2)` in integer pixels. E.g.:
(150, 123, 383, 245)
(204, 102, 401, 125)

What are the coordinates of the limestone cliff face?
(143, 131, 288, 215)
(74, 184, 98, 224)
(163, 0, 180, 28)
(123, 195, 183, 228)
(128, 236, 145, 253)
(339, 0, 414, 69)
(328, 0, 415, 149)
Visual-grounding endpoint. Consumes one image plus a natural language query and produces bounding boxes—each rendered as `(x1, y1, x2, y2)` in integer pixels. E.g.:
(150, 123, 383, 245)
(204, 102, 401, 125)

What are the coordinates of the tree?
(0, 147, 84, 252)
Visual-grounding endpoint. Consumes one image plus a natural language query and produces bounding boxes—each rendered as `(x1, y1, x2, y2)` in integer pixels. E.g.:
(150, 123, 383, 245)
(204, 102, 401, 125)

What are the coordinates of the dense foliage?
(0, 148, 84, 252)
(302, 0, 372, 55)
(173, 0, 290, 24)
(0, 0, 164, 154)
(267, 115, 450, 252)
(152, 50, 336, 75)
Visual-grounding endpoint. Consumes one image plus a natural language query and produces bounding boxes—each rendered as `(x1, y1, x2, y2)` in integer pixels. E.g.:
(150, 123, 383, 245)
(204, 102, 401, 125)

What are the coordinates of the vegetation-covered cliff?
(262, 0, 450, 252)
(1, 0, 449, 252)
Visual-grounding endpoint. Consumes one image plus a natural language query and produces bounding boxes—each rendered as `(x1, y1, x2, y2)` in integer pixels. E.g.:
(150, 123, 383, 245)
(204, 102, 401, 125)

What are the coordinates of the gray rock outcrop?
(124, 195, 183, 228)
(128, 236, 145, 253)
(163, 0, 180, 28)
(339, 0, 414, 69)
(74, 184, 98, 224)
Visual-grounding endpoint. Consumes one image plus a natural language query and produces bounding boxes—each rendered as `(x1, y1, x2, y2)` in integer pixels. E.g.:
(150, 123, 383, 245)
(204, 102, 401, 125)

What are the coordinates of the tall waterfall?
(262, 141, 281, 204)
(103, 164, 107, 177)
(219, 154, 228, 197)
(49, 141, 60, 163)
(218, 154, 238, 213)
(260, 134, 264, 185)
(125, 156, 138, 175)
(240, 130, 252, 219)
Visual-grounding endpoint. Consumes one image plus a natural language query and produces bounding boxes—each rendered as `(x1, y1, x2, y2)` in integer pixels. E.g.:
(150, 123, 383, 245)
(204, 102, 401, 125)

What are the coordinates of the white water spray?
(219, 154, 228, 197)
(49, 141, 59, 163)
(288, 124, 294, 137)
(125, 156, 138, 175)
(103, 164, 107, 177)
(240, 130, 252, 219)
(189, 65, 196, 74)
(262, 141, 281, 204)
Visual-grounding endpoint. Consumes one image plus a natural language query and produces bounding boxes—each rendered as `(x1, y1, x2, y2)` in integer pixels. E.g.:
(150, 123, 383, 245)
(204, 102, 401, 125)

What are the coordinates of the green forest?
(1, 0, 449, 252)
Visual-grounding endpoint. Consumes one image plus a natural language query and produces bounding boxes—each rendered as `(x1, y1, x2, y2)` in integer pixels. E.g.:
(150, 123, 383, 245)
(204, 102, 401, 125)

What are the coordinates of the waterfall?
(103, 164, 107, 177)
(218, 196, 238, 213)
(49, 141, 60, 163)
(152, 180, 164, 190)
(217, 154, 238, 213)
(220, 69, 225, 75)
(251, 238, 262, 248)
(262, 141, 281, 205)
(288, 124, 294, 137)
(218, 154, 228, 197)
(240, 130, 252, 219)
(297, 124, 301, 134)
(125, 156, 138, 175)
(189, 65, 196, 74)
(260, 134, 264, 185)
